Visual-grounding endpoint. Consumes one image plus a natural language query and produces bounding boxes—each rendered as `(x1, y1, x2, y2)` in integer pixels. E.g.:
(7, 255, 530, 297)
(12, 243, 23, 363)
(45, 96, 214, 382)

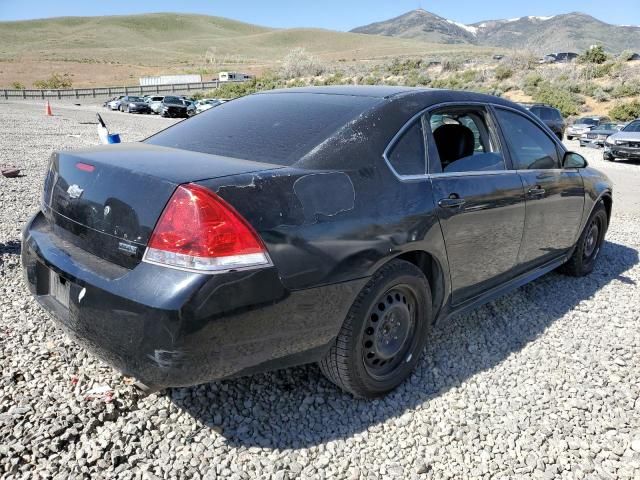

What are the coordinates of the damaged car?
(22, 86, 612, 398)
(604, 119, 640, 161)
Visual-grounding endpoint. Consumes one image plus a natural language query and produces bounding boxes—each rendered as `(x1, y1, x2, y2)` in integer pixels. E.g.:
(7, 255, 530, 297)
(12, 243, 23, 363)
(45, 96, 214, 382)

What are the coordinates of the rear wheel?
(560, 201, 608, 277)
(319, 260, 432, 398)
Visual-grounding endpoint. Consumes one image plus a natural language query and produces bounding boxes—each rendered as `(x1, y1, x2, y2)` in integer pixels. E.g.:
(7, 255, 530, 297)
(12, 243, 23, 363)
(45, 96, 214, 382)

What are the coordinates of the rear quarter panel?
(197, 164, 448, 293)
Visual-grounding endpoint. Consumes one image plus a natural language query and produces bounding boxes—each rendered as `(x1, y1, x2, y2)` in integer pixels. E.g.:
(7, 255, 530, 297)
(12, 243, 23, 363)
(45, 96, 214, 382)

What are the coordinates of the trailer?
(218, 72, 252, 82)
(139, 75, 202, 86)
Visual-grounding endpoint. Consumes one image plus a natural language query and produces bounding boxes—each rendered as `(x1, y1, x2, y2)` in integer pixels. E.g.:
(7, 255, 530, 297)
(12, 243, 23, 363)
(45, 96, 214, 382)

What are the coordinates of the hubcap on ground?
(363, 286, 416, 378)
(584, 219, 600, 259)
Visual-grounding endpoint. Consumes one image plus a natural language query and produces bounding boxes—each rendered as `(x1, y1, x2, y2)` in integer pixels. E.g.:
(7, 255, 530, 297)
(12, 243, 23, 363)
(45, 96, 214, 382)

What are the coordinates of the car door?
(427, 105, 527, 305)
(493, 107, 585, 270)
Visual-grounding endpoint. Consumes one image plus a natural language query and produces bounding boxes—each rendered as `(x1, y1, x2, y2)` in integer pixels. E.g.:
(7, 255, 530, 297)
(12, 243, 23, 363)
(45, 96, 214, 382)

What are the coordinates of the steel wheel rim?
(583, 218, 600, 259)
(363, 285, 417, 379)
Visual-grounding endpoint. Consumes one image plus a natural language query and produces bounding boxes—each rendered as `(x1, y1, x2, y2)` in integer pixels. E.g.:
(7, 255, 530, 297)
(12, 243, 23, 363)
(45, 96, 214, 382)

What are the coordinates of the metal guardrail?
(1, 79, 248, 100)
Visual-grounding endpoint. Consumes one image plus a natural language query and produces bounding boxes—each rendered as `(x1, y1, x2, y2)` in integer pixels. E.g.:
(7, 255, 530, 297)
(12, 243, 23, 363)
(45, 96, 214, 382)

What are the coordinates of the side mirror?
(563, 152, 588, 169)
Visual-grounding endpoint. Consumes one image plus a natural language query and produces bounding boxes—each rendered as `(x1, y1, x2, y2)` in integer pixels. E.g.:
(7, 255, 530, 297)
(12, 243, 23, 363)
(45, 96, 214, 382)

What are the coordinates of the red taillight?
(75, 162, 95, 172)
(143, 184, 269, 272)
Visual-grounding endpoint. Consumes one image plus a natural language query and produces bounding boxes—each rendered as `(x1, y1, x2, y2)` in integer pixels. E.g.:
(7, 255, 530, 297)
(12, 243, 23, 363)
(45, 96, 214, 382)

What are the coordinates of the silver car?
(567, 116, 611, 140)
(603, 119, 640, 161)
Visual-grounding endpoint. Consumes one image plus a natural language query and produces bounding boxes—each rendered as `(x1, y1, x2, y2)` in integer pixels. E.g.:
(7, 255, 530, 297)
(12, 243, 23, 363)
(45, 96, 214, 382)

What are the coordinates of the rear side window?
(147, 93, 380, 165)
(495, 109, 560, 170)
(386, 121, 426, 176)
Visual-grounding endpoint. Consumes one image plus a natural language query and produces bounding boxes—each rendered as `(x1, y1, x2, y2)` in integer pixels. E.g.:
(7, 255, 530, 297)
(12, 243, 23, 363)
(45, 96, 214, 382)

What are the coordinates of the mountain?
(350, 9, 477, 45)
(0, 13, 485, 87)
(352, 9, 640, 53)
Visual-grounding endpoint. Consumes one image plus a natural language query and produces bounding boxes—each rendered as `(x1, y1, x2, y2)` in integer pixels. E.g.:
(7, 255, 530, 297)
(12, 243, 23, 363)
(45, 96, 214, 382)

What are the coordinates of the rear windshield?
(146, 93, 380, 165)
(575, 117, 598, 125)
(164, 96, 183, 104)
(530, 107, 561, 121)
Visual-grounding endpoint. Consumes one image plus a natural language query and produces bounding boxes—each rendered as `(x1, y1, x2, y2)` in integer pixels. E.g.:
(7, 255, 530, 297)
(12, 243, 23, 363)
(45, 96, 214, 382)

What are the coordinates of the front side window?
(386, 121, 426, 176)
(495, 108, 560, 170)
(429, 107, 506, 173)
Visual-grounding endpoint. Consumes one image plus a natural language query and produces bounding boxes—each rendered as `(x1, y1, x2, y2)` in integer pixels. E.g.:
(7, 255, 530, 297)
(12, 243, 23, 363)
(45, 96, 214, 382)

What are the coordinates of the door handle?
(528, 186, 546, 197)
(438, 195, 466, 208)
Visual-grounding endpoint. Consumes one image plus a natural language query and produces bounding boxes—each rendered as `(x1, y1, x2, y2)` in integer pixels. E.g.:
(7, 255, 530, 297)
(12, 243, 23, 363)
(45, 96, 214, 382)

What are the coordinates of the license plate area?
(49, 269, 70, 308)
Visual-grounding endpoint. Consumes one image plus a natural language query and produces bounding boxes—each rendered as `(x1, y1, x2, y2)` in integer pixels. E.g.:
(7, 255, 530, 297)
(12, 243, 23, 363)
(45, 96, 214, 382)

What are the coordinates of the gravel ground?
(1, 101, 639, 479)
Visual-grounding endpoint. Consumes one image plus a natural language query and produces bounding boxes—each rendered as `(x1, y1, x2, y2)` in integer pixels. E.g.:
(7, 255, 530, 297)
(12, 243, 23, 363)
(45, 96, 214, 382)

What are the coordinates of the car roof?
(261, 85, 417, 98)
(259, 85, 524, 110)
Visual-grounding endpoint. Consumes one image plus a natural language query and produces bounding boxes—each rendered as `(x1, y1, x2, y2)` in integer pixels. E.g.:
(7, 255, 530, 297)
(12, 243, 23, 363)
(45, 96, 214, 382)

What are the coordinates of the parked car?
(524, 104, 565, 140)
(22, 86, 612, 398)
(195, 99, 221, 114)
(106, 96, 125, 110)
(160, 96, 189, 118)
(146, 96, 165, 115)
(579, 123, 622, 148)
(182, 99, 197, 117)
(118, 96, 151, 114)
(566, 116, 611, 140)
(603, 119, 640, 161)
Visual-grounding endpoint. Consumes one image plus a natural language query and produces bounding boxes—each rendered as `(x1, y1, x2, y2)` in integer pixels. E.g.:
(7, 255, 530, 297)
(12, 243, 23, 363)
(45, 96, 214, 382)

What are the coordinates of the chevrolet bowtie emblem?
(67, 184, 84, 199)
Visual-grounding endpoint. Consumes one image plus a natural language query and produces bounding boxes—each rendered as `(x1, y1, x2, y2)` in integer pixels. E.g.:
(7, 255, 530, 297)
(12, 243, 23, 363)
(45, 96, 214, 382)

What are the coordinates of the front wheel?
(319, 259, 432, 398)
(560, 201, 608, 277)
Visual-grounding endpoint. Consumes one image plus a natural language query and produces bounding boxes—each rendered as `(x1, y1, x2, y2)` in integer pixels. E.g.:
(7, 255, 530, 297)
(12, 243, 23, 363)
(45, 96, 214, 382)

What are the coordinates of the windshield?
(164, 96, 183, 105)
(146, 92, 380, 165)
(128, 97, 143, 102)
(598, 123, 618, 131)
(623, 121, 640, 132)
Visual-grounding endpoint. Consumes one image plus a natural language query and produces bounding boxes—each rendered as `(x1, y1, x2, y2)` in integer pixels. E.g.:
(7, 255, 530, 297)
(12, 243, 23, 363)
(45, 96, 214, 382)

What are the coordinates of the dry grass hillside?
(0, 13, 492, 87)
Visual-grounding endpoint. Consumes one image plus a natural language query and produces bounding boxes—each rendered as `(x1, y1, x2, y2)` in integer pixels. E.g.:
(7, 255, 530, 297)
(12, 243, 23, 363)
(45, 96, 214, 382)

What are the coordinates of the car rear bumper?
(22, 211, 364, 388)
(128, 105, 150, 113)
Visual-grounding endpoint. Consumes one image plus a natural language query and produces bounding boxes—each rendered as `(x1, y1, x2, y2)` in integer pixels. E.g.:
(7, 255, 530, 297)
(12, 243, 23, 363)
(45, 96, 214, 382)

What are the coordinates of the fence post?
(125, 86, 128, 95)
(108, 87, 111, 96)
(172, 84, 175, 93)
(139, 86, 143, 95)
(92, 88, 96, 98)
(3, 90, 6, 100)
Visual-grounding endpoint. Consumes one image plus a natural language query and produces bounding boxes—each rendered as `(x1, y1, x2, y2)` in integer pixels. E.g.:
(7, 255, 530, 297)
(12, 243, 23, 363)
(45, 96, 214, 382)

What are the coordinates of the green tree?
(33, 73, 73, 89)
(580, 45, 608, 65)
(609, 100, 640, 121)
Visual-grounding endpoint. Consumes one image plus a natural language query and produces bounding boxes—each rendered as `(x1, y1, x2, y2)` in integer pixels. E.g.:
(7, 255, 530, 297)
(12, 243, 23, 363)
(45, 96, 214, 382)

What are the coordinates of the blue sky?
(1, 0, 638, 28)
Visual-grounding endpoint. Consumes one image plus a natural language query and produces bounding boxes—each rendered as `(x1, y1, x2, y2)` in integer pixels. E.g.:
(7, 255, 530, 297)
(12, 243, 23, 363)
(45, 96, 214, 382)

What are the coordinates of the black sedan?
(22, 87, 612, 398)
(160, 96, 189, 118)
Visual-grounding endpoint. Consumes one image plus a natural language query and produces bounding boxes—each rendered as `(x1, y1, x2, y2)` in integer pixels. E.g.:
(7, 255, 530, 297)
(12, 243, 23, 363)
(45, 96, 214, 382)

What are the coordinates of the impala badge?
(67, 184, 84, 199)
(118, 242, 138, 256)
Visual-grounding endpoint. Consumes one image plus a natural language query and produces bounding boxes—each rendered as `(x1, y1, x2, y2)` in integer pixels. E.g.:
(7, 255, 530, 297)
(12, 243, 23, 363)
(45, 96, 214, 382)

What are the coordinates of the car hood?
(608, 132, 640, 141)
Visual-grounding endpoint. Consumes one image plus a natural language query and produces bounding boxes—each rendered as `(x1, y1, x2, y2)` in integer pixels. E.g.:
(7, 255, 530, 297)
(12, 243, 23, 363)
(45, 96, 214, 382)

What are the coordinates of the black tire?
(567, 136, 574, 141)
(319, 259, 432, 398)
(560, 201, 608, 277)
(126, 105, 131, 113)
(605, 155, 615, 162)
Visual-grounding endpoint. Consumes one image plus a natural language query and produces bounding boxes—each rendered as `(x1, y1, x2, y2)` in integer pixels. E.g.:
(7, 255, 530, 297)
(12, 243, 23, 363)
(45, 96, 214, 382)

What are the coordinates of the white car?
(195, 99, 222, 114)
(146, 96, 165, 115)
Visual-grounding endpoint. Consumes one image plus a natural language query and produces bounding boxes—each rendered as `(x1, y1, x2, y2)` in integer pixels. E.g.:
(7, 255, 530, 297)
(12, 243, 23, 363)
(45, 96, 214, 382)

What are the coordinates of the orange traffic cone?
(45, 101, 53, 116)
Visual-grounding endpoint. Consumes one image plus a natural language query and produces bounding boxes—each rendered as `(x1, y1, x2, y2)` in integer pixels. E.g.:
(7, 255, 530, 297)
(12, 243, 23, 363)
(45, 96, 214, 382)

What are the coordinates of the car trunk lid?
(42, 143, 279, 268)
